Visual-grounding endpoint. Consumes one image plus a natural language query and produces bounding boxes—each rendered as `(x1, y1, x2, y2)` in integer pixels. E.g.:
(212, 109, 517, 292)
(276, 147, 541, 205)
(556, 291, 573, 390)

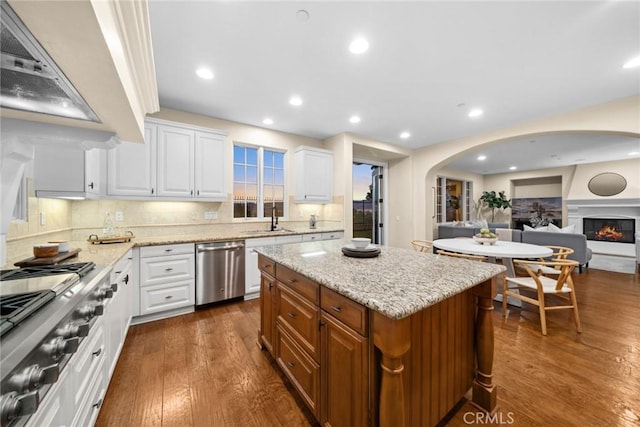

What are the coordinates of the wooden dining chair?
(411, 240, 433, 253)
(436, 250, 487, 262)
(503, 258, 581, 336)
(524, 246, 575, 285)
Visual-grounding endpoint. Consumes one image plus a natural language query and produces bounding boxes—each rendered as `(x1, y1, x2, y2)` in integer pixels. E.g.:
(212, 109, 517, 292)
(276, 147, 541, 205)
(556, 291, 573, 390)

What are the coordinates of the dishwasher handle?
(197, 244, 244, 252)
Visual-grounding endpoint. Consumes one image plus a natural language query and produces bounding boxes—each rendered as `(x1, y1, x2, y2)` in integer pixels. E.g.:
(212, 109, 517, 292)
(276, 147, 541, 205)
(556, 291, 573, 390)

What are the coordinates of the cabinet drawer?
(321, 287, 368, 336)
(276, 324, 320, 420)
(322, 231, 344, 240)
(140, 243, 194, 258)
(140, 253, 195, 286)
(277, 283, 319, 362)
(257, 254, 275, 278)
(140, 280, 194, 315)
(276, 264, 318, 304)
(302, 233, 322, 242)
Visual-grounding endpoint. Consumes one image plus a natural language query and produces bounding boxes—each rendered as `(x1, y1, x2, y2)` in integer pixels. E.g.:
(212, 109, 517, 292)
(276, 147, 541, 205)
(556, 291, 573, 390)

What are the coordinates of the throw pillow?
(548, 223, 576, 233)
(524, 224, 548, 231)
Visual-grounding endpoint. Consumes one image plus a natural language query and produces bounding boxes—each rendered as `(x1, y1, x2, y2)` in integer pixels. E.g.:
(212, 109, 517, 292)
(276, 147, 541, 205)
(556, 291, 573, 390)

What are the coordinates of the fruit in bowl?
(473, 229, 498, 245)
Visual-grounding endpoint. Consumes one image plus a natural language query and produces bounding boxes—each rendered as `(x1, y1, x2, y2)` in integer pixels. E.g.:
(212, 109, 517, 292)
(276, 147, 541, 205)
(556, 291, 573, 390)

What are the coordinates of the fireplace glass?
(583, 218, 635, 244)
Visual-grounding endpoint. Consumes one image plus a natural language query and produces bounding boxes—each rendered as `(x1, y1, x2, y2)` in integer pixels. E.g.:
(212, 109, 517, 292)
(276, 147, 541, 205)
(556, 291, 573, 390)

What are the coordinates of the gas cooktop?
(0, 262, 96, 336)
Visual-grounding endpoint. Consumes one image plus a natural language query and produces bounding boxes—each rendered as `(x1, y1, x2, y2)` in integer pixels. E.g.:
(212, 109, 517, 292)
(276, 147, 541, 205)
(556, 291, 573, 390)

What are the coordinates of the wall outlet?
(39, 212, 46, 226)
(115, 211, 124, 222)
(205, 211, 218, 220)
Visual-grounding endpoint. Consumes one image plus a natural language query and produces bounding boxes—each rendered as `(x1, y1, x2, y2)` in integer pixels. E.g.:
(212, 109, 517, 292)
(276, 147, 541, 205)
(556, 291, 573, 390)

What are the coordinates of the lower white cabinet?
(137, 244, 196, 318)
(140, 280, 195, 315)
(106, 250, 133, 379)
(245, 237, 277, 296)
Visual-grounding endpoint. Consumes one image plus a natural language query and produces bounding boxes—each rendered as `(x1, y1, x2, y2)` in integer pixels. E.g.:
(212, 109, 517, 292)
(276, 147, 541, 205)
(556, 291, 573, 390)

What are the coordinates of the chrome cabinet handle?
(165, 267, 173, 272)
(331, 306, 341, 313)
(287, 312, 295, 318)
(165, 295, 173, 300)
(93, 398, 103, 409)
(287, 279, 297, 284)
(93, 348, 102, 357)
(164, 249, 173, 252)
(286, 361, 295, 368)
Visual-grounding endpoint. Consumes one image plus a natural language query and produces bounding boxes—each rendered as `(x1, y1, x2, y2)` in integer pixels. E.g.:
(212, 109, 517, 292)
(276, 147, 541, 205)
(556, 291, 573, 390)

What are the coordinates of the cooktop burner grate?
(0, 261, 96, 280)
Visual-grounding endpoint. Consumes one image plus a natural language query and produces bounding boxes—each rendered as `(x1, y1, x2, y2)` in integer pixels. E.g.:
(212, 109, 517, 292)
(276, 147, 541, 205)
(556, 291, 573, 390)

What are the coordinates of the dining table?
(432, 238, 553, 278)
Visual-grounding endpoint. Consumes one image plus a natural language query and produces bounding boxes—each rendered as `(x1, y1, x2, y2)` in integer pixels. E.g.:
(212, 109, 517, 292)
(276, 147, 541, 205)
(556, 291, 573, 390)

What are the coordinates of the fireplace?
(583, 218, 636, 244)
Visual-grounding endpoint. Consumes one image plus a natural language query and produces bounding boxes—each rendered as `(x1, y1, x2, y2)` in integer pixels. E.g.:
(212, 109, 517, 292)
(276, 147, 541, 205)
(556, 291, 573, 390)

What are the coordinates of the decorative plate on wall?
(587, 172, 627, 197)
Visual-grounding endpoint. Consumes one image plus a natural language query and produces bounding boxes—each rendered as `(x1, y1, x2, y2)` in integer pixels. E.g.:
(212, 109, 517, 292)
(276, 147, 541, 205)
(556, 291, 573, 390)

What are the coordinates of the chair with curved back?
(503, 258, 581, 336)
(411, 240, 433, 253)
(436, 250, 487, 262)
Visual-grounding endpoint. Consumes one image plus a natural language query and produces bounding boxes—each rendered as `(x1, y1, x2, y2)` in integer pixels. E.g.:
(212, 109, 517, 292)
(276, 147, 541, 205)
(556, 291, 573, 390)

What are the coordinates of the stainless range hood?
(0, 0, 99, 122)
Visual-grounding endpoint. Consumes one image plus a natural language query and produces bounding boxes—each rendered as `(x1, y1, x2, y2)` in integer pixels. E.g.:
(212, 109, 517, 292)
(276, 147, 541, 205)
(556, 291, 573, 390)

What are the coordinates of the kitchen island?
(255, 240, 506, 426)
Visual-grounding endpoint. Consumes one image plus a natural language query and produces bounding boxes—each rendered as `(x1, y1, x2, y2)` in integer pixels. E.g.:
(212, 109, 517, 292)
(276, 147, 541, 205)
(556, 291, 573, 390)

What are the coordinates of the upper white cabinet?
(107, 119, 228, 200)
(34, 146, 103, 199)
(294, 146, 333, 203)
(107, 125, 156, 196)
(156, 124, 195, 197)
(194, 131, 226, 199)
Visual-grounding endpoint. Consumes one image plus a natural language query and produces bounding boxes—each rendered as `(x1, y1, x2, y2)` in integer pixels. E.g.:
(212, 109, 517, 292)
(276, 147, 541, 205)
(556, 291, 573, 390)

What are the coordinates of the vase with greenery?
(479, 190, 512, 222)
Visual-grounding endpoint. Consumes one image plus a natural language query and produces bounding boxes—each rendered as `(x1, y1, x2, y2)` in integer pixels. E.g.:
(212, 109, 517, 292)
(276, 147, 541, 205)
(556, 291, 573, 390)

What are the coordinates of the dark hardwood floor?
(96, 268, 639, 426)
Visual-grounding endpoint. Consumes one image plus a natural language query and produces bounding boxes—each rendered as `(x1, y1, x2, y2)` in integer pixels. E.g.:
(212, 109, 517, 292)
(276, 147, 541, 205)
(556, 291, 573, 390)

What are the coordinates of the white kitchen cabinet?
(194, 131, 227, 199)
(322, 231, 344, 240)
(302, 233, 323, 242)
(34, 145, 103, 198)
(156, 124, 195, 197)
(294, 146, 333, 203)
(107, 124, 156, 196)
(136, 243, 195, 320)
(108, 119, 227, 200)
(106, 250, 133, 379)
(245, 237, 277, 298)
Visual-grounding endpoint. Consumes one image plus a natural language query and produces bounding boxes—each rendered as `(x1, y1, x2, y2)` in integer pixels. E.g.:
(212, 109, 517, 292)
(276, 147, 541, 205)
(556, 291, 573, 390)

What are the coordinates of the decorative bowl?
(351, 237, 371, 249)
(473, 236, 498, 245)
(33, 243, 59, 258)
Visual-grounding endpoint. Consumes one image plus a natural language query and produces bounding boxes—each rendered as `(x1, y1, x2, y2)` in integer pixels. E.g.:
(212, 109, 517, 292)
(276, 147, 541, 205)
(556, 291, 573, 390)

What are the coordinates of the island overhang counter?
(254, 240, 506, 426)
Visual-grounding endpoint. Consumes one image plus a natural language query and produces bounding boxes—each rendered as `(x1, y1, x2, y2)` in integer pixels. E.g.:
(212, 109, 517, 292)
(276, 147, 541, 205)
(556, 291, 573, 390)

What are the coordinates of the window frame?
(233, 142, 287, 221)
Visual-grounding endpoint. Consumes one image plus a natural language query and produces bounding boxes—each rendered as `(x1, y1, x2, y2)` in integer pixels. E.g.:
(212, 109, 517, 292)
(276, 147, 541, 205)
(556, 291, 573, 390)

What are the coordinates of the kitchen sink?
(241, 228, 294, 234)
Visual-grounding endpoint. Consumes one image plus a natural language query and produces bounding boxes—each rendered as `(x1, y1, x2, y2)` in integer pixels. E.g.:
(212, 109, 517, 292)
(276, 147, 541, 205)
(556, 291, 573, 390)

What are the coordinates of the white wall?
(567, 158, 640, 201)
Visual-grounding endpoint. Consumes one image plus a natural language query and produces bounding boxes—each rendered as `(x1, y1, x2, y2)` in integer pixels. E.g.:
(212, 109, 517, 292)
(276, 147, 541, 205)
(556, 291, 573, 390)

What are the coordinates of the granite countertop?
(4, 226, 344, 271)
(254, 240, 506, 320)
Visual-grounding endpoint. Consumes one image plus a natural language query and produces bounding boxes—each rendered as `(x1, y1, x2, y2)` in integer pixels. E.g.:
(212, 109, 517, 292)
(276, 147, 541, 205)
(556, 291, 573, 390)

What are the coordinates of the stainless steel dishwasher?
(196, 240, 245, 305)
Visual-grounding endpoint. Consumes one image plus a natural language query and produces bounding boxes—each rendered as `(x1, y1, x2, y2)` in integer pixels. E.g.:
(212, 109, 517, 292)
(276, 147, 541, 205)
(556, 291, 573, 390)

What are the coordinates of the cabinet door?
(260, 273, 276, 355)
(84, 149, 101, 195)
(156, 125, 194, 197)
(108, 125, 156, 196)
(321, 312, 369, 427)
(295, 148, 333, 203)
(246, 238, 276, 296)
(34, 145, 100, 196)
(194, 131, 226, 199)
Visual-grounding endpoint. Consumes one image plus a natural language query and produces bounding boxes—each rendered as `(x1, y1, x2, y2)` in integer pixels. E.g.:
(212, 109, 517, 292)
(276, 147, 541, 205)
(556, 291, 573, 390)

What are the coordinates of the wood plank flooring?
(96, 268, 639, 426)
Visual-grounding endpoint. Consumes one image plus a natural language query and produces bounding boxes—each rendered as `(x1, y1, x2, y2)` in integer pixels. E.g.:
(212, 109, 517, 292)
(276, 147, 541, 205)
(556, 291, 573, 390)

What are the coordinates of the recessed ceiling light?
(289, 96, 303, 106)
(195, 67, 214, 80)
(349, 115, 361, 124)
(622, 56, 640, 69)
(477, 155, 487, 161)
(509, 166, 517, 170)
(262, 118, 274, 125)
(629, 151, 640, 155)
(349, 37, 369, 55)
(296, 9, 310, 22)
(400, 131, 411, 139)
(468, 109, 483, 118)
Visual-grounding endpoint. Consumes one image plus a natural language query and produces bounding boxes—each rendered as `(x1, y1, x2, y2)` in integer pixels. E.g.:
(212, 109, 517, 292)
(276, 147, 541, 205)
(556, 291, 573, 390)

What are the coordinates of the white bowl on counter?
(351, 237, 371, 249)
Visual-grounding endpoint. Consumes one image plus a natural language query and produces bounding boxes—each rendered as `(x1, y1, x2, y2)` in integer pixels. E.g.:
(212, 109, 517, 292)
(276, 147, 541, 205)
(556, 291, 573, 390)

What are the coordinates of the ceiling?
(148, 1, 640, 173)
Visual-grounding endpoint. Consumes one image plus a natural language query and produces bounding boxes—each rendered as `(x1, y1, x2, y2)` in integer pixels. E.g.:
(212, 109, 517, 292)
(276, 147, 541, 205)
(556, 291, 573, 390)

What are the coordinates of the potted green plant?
(479, 191, 512, 222)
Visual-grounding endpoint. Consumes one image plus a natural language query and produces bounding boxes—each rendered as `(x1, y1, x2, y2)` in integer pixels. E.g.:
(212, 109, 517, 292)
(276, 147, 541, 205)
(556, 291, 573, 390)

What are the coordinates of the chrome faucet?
(270, 206, 278, 231)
